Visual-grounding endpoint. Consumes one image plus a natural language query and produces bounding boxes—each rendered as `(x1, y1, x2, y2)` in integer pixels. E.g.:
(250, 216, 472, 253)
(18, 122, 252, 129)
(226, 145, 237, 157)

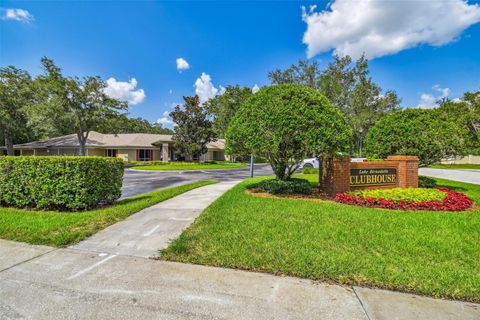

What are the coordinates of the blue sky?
(1, 1, 480, 127)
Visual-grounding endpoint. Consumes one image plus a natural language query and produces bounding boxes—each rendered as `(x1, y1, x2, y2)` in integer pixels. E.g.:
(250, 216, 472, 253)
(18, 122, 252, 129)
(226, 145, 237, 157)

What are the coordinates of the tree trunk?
(77, 131, 89, 156)
(4, 130, 14, 156)
(272, 162, 287, 180)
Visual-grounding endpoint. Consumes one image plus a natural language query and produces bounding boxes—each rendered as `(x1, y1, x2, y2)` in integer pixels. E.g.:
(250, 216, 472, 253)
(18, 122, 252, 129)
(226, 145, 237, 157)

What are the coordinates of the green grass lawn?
(161, 175, 480, 302)
(133, 162, 246, 171)
(0, 180, 215, 247)
(429, 164, 480, 170)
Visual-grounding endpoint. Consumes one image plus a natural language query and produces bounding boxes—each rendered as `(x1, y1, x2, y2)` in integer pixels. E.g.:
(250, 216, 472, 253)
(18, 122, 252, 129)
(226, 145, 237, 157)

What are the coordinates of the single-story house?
(2, 131, 226, 162)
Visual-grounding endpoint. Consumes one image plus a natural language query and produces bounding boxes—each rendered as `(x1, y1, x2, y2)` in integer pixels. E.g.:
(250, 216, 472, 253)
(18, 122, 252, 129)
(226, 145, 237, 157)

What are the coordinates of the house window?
(105, 149, 118, 157)
(137, 149, 153, 161)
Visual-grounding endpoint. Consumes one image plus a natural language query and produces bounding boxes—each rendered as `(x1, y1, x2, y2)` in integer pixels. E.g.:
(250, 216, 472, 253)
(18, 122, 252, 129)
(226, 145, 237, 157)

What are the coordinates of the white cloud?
(302, 0, 480, 59)
(1, 8, 34, 23)
(418, 85, 450, 108)
(176, 58, 190, 72)
(194, 72, 218, 104)
(252, 84, 260, 93)
(157, 111, 174, 127)
(219, 85, 226, 95)
(104, 78, 146, 105)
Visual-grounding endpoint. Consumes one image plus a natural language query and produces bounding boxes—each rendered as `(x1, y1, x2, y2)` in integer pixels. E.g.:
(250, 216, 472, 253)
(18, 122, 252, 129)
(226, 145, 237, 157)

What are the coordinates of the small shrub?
(301, 167, 319, 174)
(249, 178, 312, 195)
(0, 156, 124, 211)
(419, 176, 437, 188)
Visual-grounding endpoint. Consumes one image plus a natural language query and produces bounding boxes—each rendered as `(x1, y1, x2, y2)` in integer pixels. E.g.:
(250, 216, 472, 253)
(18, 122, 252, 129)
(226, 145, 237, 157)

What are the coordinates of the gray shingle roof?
(13, 131, 225, 149)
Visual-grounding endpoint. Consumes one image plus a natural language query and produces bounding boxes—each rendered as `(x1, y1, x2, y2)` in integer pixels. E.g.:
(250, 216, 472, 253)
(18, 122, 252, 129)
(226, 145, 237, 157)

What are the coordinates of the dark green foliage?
(32, 57, 127, 156)
(268, 56, 400, 155)
(204, 85, 253, 138)
(99, 116, 173, 135)
(365, 108, 465, 166)
(419, 176, 438, 189)
(170, 95, 216, 160)
(0, 66, 36, 154)
(439, 90, 480, 154)
(226, 84, 351, 180)
(0, 156, 124, 211)
(249, 178, 312, 195)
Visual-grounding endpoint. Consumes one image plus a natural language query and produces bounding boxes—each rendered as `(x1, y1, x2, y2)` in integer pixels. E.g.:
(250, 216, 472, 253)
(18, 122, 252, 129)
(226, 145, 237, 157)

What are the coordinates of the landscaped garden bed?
(161, 175, 480, 303)
(335, 187, 473, 211)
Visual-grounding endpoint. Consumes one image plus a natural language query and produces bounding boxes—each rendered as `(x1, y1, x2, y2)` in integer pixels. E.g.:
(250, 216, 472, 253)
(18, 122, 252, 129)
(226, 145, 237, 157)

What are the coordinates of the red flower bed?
(334, 187, 473, 211)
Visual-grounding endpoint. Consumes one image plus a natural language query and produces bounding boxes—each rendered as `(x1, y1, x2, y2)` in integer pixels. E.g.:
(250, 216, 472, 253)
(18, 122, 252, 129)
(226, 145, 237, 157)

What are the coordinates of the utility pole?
(250, 153, 254, 178)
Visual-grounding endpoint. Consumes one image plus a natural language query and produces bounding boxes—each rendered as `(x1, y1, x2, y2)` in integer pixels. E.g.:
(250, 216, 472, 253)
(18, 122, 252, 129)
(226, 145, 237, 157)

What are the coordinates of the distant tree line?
(0, 57, 172, 156)
(2, 55, 478, 164)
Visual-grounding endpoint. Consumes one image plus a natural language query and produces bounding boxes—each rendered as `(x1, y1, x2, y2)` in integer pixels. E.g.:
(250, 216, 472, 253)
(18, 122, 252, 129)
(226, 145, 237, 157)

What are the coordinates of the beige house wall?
(87, 148, 104, 157)
(12, 146, 223, 162)
(116, 149, 136, 161)
(21, 150, 34, 156)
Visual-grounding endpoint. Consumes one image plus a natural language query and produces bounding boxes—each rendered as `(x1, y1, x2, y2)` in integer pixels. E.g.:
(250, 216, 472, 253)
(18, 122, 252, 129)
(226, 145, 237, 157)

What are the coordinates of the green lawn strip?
(161, 176, 480, 302)
(0, 180, 216, 247)
(133, 162, 246, 171)
(429, 164, 480, 170)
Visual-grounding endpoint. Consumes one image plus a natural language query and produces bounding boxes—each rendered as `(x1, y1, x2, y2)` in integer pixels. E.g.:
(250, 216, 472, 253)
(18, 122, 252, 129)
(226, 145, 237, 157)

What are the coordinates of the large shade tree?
(0, 66, 35, 155)
(204, 85, 253, 138)
(365, 109, 465, 166)
(170, 95, 215, 160)
(226, 84, 351, 180)
(269, 56, 400, 155)
(439, 90, 480, 154)
(33, 57, 127, 155)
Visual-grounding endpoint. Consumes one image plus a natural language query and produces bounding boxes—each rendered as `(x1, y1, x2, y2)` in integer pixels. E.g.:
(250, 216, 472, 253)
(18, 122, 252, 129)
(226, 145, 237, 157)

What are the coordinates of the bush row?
(0, 156, 124, 211)
(248, 178, 312, 195)
(419, 176, 437, 188)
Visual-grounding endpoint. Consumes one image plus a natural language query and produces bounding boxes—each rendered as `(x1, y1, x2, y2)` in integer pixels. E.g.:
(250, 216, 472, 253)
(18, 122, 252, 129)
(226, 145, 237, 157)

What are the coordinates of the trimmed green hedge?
(0, 156, 124, 211)
(249, 178, 312, 195)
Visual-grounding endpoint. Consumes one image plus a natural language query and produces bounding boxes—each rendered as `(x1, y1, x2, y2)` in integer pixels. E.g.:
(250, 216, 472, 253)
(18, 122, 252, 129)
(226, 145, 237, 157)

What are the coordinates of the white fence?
(441, 155, 480, 165)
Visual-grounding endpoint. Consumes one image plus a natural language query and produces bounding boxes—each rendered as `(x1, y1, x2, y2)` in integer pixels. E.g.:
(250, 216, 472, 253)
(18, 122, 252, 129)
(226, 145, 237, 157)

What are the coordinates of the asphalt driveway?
(419, 168, 480, 185)
(121, 164, 273, 198)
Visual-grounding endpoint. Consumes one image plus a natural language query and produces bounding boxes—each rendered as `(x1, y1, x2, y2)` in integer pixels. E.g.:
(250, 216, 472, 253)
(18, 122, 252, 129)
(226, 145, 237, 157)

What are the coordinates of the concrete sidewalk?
(0, 240, 478, 319)
(1, 181, 479, 319)
(72, 181, 241, 258)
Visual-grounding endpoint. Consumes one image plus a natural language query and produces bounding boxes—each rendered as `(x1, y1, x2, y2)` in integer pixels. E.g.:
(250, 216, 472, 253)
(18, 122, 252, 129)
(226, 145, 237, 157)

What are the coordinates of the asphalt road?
(121, 164, 273, 198)
(419, 168, 480, 185)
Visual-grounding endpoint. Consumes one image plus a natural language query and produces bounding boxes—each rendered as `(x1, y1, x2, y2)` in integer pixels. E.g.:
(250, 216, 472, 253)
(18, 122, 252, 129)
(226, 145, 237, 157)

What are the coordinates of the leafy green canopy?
(439, 90, 480, 154)
(269, 56, 400, 155)
(204, 85, 253, 138)
(170, 95, 215, 160)
(226, 84, 351, 180)
(0, 66, 36, 155)
(365, 109, 465, 166)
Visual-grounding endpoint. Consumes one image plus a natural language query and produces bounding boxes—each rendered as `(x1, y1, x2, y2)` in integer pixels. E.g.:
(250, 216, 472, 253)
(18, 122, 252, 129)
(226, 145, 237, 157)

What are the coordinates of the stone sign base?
(320, 155, 419, 196)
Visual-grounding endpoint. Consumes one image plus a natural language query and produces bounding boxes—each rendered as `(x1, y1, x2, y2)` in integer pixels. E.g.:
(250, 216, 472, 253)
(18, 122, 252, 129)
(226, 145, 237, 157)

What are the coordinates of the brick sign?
(350, 168, 397, 187)
(320, 155, 419, 196)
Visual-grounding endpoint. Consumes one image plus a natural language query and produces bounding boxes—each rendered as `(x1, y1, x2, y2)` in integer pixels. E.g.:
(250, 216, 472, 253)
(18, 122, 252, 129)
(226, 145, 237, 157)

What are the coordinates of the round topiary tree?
(226, 84, 351, 180)
(365, 108, 465, 166)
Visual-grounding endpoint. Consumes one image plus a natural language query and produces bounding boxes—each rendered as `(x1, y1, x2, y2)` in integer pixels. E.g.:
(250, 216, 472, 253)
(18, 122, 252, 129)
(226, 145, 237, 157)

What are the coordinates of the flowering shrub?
(334, 187, 473, 211)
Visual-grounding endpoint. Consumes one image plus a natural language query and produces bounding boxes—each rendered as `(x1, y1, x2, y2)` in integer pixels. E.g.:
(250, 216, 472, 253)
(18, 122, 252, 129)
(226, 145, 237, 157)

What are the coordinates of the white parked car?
(300, 157, 367, 169)
(300, 158, 320, 169)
